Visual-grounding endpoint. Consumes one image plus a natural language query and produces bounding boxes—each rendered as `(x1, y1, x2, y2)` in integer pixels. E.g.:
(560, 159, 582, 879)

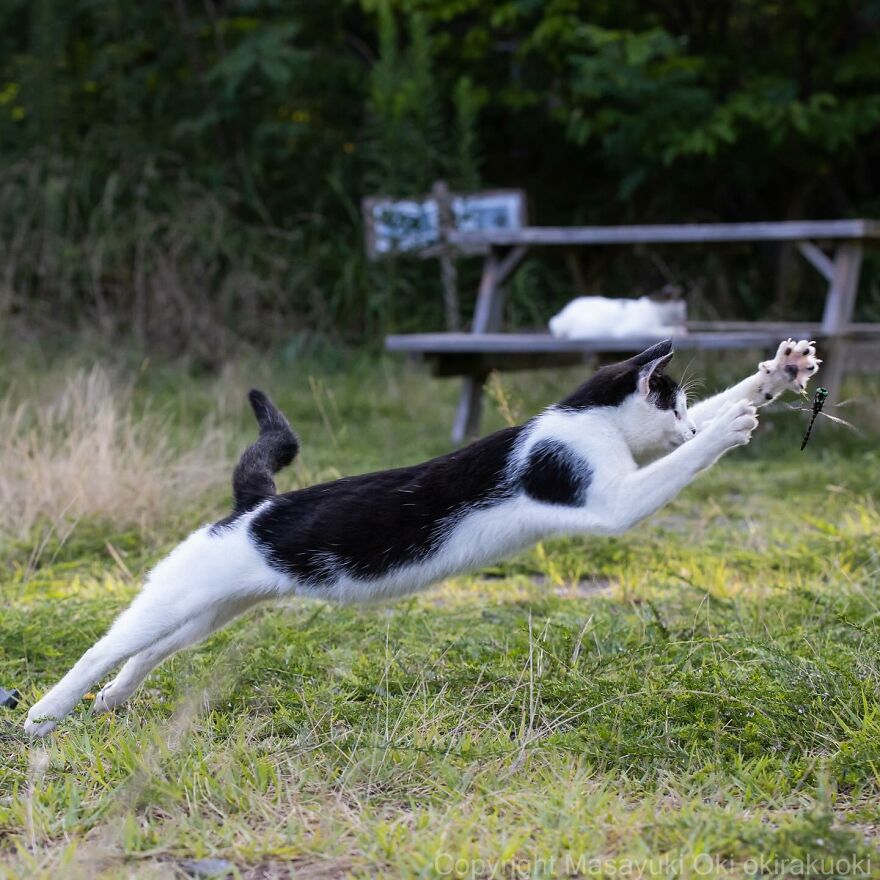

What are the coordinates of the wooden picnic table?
(386, 220, 880, 442)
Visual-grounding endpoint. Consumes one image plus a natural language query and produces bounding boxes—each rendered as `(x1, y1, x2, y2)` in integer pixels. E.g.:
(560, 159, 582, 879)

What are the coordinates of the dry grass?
(0, 366, 229, 541)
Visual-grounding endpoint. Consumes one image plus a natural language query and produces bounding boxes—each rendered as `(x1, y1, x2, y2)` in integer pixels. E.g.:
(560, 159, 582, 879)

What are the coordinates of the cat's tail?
(231, 389, 300, 514)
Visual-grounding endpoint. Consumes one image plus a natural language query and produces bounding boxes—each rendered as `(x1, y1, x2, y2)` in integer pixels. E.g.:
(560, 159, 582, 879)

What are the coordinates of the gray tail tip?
(248, 388, 269, 408)
(247, 388, 289, 433)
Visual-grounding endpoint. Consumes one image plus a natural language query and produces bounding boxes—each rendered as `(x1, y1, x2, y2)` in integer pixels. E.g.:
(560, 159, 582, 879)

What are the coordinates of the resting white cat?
(550, 295, 686, 339)
(24, 339, 819, 736)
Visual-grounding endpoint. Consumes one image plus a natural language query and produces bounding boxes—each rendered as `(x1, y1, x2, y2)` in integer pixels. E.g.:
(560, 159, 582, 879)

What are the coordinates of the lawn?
(1, 350, 879, 879)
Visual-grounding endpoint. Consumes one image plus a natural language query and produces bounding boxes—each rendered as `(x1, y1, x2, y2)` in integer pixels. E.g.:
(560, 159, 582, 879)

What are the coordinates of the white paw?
(24, 705, 60, 738)
(92, 683, 120, 715)
(24, 692, 76, 737)
(707, 399, 759, 452)
(758, 339, 821, 401)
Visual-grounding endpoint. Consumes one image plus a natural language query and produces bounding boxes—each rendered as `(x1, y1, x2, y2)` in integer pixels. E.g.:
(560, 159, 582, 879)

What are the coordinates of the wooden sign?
(362, 188, 526, 260)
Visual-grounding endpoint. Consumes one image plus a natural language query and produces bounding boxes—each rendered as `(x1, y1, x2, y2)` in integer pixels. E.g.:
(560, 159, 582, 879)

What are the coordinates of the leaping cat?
(25, 339, 820, 736)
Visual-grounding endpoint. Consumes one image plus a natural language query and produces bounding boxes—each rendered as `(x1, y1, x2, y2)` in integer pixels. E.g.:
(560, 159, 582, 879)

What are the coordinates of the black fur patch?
(521, 440, 590, 506)
(249, 426, 522, 584)
(557, 360, 640, 410)
(559, 341, 679, 412)
(648, 373, 679, 410)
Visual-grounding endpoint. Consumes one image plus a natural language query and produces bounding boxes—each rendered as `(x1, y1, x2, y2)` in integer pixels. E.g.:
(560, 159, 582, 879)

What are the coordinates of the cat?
(549, 295, 687, 340)
(24, 338, 820, 736)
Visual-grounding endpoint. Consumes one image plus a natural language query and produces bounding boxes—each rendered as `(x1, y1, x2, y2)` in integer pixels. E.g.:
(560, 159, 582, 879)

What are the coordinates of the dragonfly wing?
(818, 412, 859, 431)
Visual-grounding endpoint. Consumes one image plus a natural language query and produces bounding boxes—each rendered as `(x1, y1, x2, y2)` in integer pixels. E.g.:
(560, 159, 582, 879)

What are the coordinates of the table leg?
(821, 243, 862, 398)
(452, 374, 486, 444)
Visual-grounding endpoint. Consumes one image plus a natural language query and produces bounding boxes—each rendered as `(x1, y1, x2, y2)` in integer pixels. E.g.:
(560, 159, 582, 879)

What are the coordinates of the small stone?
(177, 858, 235, 878)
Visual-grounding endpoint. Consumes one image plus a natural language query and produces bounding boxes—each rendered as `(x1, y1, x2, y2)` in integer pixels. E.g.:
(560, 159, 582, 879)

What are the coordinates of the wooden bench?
(386, 220, 880, 442)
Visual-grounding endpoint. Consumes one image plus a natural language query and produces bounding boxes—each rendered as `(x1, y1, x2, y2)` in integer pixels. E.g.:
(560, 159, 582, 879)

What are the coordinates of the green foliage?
(0, 0, 879, 351)
(531, 14, 880, 199)
(451, 76, 484, 190)
(365, 8, 443, 194)
(362, 8, 484, 194)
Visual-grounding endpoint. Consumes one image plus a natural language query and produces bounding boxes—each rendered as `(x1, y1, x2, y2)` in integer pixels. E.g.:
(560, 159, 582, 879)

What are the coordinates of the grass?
(0, 365, 229, 541)
(1, 349, 879, 879)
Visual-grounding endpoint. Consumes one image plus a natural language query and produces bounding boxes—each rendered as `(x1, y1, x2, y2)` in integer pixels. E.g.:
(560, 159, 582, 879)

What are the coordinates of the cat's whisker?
(679, 374, 706, 407)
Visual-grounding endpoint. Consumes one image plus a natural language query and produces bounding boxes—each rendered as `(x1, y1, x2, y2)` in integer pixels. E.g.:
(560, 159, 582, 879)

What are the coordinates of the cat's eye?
(674, 411, 682, 420)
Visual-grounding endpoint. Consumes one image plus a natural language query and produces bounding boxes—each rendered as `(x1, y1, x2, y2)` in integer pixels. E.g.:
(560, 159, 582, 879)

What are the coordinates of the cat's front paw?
(704, 399, 759, 455)
(757, 339, 821, 402)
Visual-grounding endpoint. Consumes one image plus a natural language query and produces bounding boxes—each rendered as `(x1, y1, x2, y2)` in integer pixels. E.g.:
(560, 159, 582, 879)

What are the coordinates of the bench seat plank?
(387, 329, 823, 356)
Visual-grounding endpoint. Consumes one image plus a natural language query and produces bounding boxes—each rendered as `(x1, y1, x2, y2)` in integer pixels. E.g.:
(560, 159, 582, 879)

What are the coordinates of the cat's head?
(558, 340, 696, 455)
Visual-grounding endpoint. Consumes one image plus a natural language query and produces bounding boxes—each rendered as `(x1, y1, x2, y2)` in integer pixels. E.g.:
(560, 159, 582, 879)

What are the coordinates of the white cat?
(24, 339, 819, 737)
(549, 296, 687, 339)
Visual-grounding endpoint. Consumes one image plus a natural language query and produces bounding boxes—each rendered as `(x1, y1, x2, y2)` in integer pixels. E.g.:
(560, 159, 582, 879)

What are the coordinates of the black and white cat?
(24, 338, 820, 736)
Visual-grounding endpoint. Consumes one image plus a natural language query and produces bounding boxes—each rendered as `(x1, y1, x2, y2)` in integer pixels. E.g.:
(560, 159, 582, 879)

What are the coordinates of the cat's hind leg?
(25, 520, 282, 736)
(92, 616, 213, 715)
(24, 591, 195, 736)
(92, 596, 260, 715)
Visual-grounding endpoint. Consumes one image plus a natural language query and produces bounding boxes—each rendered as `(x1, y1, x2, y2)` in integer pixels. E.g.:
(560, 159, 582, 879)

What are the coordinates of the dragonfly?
(789, 387, 859, 450)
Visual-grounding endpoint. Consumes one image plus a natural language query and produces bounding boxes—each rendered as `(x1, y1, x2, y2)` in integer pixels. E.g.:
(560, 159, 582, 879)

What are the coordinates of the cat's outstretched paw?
(703, 399, 759, 457)
(723, 399, 759, 447)
(757, 339, 821, 402)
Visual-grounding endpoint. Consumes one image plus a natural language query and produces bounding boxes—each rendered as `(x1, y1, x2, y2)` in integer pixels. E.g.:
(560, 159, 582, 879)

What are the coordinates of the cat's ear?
(631, 339, 673, 366)
(637, 350, 674, 397)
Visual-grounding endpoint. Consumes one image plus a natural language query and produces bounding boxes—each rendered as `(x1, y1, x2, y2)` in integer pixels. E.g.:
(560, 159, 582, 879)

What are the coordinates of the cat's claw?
(758, 339, 821, 401)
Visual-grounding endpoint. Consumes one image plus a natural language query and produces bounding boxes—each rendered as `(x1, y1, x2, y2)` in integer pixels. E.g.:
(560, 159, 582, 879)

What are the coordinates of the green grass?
(1, 352, 879, 878)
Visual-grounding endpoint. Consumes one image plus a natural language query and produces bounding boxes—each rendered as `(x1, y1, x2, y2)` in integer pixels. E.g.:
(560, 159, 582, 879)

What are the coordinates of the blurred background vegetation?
(1, 0, 879, 364)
